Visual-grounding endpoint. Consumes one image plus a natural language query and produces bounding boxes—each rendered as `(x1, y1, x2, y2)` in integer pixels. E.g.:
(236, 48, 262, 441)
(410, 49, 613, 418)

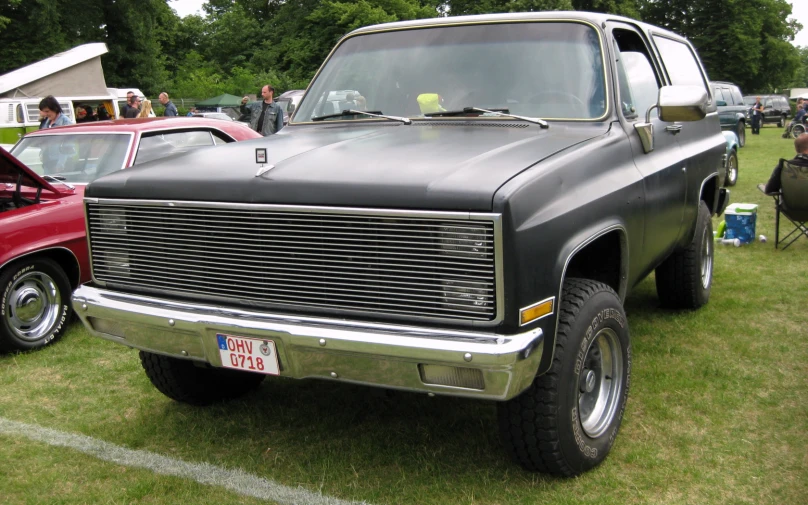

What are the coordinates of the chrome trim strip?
(72, 285, 543, 400)
(518, 296, 555, 327)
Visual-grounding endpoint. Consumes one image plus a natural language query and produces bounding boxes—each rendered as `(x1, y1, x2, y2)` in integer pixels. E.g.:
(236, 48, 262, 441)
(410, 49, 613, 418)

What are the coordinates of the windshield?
(294, 22, 606, 123)
(11, 133, 131, 184)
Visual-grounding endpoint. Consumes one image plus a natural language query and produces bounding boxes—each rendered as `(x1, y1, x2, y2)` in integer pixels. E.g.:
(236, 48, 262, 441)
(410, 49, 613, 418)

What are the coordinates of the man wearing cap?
(240, 85, 284, 136)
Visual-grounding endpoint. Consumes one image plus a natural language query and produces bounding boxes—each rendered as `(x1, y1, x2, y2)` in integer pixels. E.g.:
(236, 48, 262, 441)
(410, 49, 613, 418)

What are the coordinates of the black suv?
(711, 81, 746, 147)
(743, 95, 790, 127)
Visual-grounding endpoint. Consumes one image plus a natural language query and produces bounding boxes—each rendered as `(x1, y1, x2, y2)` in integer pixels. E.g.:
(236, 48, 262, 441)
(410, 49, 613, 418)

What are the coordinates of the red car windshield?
(11, 133, 131, 184)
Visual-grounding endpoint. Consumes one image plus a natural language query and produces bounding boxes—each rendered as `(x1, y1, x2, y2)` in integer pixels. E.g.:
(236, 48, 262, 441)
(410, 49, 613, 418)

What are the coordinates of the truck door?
(609, 22, 687, 268)
(651, 35, 725, 241)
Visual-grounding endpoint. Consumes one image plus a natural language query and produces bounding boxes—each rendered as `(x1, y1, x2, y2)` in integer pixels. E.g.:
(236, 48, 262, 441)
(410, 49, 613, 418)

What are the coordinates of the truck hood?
(86, 122, 609, 211)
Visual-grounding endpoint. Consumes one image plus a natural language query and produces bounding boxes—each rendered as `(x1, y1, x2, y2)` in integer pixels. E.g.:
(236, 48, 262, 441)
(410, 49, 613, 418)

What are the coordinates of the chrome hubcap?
(4, 271, 61, 342)
(578, 328, 624, 438)
(728, 158, 737, 182)
(701, 226, 713, 289)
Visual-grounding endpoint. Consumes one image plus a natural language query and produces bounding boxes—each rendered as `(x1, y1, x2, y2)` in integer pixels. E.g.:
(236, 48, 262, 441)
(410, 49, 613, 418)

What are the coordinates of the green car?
(710, 81, 746, 147)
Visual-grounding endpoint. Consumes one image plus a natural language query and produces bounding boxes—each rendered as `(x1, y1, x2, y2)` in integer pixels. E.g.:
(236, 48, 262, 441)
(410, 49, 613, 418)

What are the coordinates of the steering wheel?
(526, 90, 586, 108)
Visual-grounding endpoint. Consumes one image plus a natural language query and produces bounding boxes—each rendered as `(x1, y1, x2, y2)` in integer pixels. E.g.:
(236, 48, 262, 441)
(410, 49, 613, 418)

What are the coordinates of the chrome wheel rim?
(728, 155, 737, 184)
(4, 271, 61, 342)
(701, 225, 713, 289)
(578, 327, 624, 438)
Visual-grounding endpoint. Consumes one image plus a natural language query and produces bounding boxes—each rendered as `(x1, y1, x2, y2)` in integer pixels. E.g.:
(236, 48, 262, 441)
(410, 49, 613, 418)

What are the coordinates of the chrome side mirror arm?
(634, 104, 658, 154)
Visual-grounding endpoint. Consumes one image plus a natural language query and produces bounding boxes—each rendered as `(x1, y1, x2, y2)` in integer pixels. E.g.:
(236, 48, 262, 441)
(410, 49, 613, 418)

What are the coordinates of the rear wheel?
(725, 150, 738, 186)
(0, 257, 72, 352)
(140, 351, 265, 405)
(792, 123, 806, 139)
(655, 201, 713, 309)
(498, 278, 631, 477)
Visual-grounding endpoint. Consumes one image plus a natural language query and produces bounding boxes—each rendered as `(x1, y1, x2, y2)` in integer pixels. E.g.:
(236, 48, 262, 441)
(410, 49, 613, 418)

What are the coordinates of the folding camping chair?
(758, 158, 808, 250)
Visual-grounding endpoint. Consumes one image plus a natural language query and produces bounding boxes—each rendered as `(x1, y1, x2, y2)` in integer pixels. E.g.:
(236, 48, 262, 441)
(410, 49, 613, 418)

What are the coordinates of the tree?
(639, 0, 802, 93)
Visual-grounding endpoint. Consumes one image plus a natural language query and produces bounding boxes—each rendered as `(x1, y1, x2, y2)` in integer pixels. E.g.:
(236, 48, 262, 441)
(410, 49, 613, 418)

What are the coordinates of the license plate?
(216, 334, 279, 375)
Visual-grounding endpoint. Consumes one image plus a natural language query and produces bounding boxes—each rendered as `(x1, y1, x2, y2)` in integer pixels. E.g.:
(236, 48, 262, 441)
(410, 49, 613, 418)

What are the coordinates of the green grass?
(1, 126, 806, 504)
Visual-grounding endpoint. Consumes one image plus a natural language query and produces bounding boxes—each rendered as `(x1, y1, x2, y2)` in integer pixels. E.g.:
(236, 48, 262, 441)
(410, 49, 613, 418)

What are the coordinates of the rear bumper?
(72, 285, 544, 401)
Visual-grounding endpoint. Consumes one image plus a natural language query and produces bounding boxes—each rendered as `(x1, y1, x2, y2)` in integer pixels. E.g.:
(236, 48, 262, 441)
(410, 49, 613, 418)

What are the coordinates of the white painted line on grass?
(0, 417, 372, 505)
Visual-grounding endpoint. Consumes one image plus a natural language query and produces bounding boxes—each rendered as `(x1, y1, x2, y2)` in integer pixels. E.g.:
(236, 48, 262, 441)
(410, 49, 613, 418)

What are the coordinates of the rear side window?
(653, 36, 708, 91)
(713, 87, 726, 103)
(730, 86, 743, 105)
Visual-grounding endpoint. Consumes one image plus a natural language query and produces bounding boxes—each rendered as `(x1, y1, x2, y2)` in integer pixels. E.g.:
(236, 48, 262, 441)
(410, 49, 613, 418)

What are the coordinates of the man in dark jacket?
(124, 94, 141, 118)
(765, 133, 808, 193)
(159, 92, 179, 116)
(240, 85, 284, 136)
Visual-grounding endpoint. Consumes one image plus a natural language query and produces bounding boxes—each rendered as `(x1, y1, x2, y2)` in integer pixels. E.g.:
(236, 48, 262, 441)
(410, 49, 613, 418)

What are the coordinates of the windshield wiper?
(42, 174, 75, 190)
(311, 109, 411, 124)
(425, 107, 549, 128)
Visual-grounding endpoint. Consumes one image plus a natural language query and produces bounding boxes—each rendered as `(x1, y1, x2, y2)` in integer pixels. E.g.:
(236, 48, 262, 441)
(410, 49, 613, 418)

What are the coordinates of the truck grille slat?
(87, 202, 501, 323)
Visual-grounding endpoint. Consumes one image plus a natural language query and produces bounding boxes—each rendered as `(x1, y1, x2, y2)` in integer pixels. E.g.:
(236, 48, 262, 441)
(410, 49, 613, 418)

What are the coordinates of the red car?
(0, 118, 261, 351)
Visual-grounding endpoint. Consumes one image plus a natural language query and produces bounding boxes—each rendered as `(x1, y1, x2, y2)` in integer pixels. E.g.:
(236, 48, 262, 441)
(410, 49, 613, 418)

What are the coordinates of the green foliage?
(0, 0, 803, 101)
(638, 0, 802, 94)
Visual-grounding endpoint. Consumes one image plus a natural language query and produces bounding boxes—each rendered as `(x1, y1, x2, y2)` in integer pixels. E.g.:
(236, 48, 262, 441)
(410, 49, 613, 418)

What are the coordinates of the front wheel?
(498, 278, 631, 476)
(0, 257, 72, 352)
(736, 122, 746, 147)
(655, 201, 713, 309)
(725, 150, 739, 186)
(140, 351, 266, 405)
(777, 116, 784, 128)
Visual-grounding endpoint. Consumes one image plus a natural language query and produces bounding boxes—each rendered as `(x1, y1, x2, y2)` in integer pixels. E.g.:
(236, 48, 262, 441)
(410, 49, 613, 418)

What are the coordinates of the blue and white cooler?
(724, 203, 758, 244)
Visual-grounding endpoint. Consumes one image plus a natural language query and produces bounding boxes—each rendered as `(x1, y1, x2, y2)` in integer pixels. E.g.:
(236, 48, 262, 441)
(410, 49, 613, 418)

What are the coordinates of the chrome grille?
(87, 201, 501, 322)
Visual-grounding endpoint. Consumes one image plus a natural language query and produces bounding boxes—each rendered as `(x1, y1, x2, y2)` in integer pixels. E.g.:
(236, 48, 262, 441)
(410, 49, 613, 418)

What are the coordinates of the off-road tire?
(655, 201, 713, 309)
(498, 278, 631, 477)
(0, 257, 72, 352)
(140, 351, 266, 406)
(726, 150, 738, 186)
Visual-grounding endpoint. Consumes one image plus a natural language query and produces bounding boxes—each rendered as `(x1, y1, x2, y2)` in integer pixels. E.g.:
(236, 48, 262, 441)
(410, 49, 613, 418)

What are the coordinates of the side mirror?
(716, 100, 727, 107)
(658, 85, 708, 122)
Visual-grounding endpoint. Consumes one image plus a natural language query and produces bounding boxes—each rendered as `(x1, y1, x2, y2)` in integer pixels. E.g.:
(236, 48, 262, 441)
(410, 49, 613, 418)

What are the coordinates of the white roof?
(0, 43, 108, 96)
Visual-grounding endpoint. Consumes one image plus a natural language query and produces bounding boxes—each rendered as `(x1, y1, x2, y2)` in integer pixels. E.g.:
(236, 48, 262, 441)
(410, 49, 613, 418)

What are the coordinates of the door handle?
(665, 124, 683, 134)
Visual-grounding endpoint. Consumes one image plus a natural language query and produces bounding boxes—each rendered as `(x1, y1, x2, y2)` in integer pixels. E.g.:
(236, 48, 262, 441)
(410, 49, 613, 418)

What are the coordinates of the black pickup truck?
(73, 12, 729, 477)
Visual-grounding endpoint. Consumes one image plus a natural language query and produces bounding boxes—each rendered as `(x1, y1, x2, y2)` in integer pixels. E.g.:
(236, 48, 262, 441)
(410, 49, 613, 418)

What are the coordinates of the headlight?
(93, 207, 130, 277)
(437, 224, 494, 310)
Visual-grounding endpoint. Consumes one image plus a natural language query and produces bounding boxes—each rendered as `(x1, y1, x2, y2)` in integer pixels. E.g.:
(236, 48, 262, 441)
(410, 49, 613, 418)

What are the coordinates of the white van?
(0, 94, 120, 147)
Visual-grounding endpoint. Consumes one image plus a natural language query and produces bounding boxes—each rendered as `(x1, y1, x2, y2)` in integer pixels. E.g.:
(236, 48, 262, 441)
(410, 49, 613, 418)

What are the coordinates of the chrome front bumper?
(72, 285, 543, 401)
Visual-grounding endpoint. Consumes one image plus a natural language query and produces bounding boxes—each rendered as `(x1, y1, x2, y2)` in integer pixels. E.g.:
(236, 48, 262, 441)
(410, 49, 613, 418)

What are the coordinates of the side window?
(730, 86, 743, 105)
(713, 87, 726, 103)
(135, 130, 216, 165)
(653, 36, 708, 91)
(211, 131, 234, 145)
(764, 99, 772, 108)
(15, 104, 24, 123)
(613, 28, 661, 120)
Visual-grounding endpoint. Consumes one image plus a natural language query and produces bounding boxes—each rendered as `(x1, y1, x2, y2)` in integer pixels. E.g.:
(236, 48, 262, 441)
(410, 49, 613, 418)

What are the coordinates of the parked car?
(742, 95, 790, 127)
(275, 90, 305, 125)
(191, 112, 235, 121)
(0, 118, 261, 352)
(72, 12, 727, 477)
(711, 81, 746, 147)
(722, 130, 739, 186)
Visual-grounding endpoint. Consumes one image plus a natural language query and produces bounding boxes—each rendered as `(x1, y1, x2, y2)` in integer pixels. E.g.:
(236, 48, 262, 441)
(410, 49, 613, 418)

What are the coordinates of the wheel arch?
(536, 224, 628, 376)
(0, 247, 81, 289)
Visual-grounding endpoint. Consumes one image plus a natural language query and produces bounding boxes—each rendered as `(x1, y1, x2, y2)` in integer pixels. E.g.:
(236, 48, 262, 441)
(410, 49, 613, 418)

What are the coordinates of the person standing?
(38, 96, 73, 129)
(121, 90, 136, 117)
(159, 92, 178, 116)
(138, 99, 153, 118)
(124, 95, 141, 118)
(240, 85, 284, 136)
(751, 96, 763, 135)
